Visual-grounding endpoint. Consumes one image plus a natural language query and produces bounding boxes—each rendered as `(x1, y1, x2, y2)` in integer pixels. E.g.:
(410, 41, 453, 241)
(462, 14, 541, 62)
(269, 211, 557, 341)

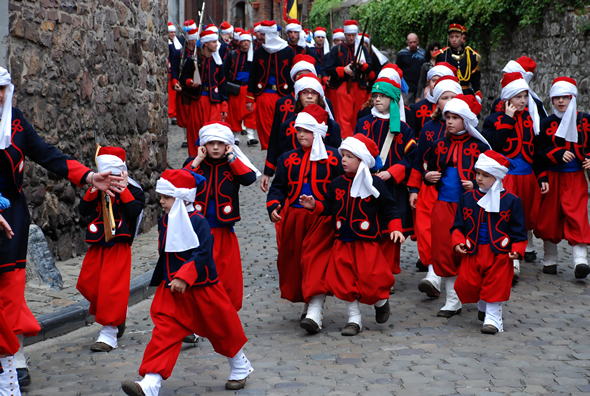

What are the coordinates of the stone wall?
(7, 0, 169, 260)
(479, 8, 590, 115)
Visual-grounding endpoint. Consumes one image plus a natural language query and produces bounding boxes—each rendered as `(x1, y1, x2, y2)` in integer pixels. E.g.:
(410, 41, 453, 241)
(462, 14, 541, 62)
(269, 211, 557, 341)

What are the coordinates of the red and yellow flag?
(283, 0, 297, 23)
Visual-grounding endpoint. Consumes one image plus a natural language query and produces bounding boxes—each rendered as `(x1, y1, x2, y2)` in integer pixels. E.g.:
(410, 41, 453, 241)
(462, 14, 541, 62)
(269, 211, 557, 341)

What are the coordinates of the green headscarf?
(372, 80, 401, 133)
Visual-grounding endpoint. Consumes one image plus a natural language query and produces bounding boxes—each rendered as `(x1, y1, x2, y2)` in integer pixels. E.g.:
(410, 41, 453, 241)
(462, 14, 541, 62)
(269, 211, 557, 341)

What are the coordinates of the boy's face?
(341, 149, 361, 174)
(508, 91, 528, 113)
(445, 112, 464, 134)
(437, 91, 457, 113)
(205, 141, 227, 159)
(552, 95, 572, 113)
(159, 194, 175, 214)
(296, 127, 314, 148)
(476, 169, 496, 190)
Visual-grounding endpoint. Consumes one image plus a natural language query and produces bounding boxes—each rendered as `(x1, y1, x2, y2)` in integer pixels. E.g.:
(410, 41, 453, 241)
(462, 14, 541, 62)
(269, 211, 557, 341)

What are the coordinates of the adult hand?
(190, 80, 200, 88)
(169, 278, 189, 293)
(87, 171, 124, 198)
(540, 182, 549, 194)
(246, 103, 253, 112)
(424, 171, 441, 184)
(344, 64, 354, 77)
(377, 171, 392, 181)
(270, 204, 282, 223)
(260, 174, 271, 193)
(409, 193, 418, 209)
(299, 195, 316, 210)
(0, 214, 14, 240)
(563, 151, 575, 163)
(455, 243, 467, 254)
(174, 83, 182, 91)
(390, 231, 405, 243)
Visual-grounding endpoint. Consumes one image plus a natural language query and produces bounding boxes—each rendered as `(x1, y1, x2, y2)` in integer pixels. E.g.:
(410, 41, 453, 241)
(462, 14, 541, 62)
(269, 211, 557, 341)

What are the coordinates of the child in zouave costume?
(184, 121, 259, 311)
(408, 76, 462, 294)
(482, 72, 547, 282)
(535, 77, 590, 279)
(121, 169, 253, 396)
(354, 78, 416, 279)
(77, 147, 145, 352)
(300, 134, 404, 336)
(425, 94, 490, 318)
(267, 105, 343, 330)
(452, 150, 527, 334)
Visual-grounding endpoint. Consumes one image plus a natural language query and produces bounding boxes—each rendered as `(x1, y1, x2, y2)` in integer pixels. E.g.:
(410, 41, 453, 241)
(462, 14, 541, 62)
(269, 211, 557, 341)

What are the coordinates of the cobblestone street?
(21, 122, 590, 396)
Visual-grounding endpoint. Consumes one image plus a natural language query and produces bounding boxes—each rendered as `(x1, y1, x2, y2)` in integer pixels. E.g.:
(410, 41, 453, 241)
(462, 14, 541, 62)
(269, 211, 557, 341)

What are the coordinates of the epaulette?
(433, 47, 448, 57)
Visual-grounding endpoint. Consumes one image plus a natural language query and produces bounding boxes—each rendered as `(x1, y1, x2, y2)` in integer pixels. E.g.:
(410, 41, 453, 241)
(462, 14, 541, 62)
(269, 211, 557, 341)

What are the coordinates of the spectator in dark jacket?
(395, 33, 425, 104)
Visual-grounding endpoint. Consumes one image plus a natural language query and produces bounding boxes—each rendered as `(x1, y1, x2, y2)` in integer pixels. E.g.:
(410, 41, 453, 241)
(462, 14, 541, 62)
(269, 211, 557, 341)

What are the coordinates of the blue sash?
(236, 71, 250, 82)
(508, 153, 532, 176)
(477, 221, 489, 245)
(263, 76, 278, 93)
(548, 158, 583, 173)
(438, 167, 463, 203)
(291, 183, 314, 208)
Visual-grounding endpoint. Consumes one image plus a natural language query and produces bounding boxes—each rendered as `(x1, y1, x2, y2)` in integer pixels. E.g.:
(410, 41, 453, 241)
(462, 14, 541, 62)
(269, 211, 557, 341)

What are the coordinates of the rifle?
(171, 16, 188, 77)
(193, 1, 206, 85)
(94, 131, 116, 243)
(347, 17, 370, 94)
(368, 22, 374, 58)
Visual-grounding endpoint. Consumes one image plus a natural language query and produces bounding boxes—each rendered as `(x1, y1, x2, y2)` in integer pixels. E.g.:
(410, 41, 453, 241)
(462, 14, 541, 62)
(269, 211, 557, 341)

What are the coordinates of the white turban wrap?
(0, 67, 14, 150)
(200, 32, 223, 65)
(294, 75, 334, 120)
(443, 98, 491, 149)
(294, 112, 328, 161)
(433, 78, 462, 105)
(260, 23, 288, 54)
(338, 137, 379, 199)
(290, 60, 317, 81)
(359, 35, 388, 66)
(313, 29, 330, 55)
(550, 80, 578, 143)
(500, 77, 540, 135)
(502, 61, 534, 84)
(475, 152, 509, 213)
(285, 22, 307, 48)
(427, 64, 455, 82)
(199, 123, 261, 177)
(238, 32, 254, 62)
(155, 178, 200, 252)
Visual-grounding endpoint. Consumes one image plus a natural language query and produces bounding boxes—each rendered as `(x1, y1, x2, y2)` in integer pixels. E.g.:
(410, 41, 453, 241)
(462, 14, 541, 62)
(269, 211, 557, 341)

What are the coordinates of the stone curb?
(24, 270, 156, 346)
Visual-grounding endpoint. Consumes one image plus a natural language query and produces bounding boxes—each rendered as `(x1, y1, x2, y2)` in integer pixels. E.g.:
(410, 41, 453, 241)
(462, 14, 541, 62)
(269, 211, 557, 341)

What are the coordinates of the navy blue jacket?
(408, 118, 445, 193)
(150, 210, 219, 288)
(247, 45, 295, 98)
(451, 189, 527, 255)
(223, 49, 252, 85)
(408, 98, 436, 138)
(323, 43, 372, 90)
(180, 53, 227, 103)
(490, 97, 548, 119)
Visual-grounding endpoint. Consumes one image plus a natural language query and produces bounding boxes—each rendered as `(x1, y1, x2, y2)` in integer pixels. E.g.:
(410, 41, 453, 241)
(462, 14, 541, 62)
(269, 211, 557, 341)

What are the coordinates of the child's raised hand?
(271, 204, 282, 223)
(505, 102, 517, 118)
(540, 182, 549, 194)
(563, 151, 575, 163)
(169, 278, 189, 293)
(409, 193, 418, 209)
(299, 195, 316, 210)
(225, 144, 234, 155)
(583, 158, 590, 169)
(377, 171, 392, 181)
(462, 180, 474, 191)
(191, 147, 208, 168)
(455, 243, 467, 254)
(390, 231, 405, 243)
(120, 170, 129, 189)
(509, 252, 522, 260)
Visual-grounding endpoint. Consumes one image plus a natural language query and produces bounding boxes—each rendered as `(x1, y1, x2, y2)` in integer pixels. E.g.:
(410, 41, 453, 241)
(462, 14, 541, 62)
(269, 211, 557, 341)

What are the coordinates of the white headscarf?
(0, 67, 14, 150)
(338, 137, 380, 199)
(549, 79, 578, 143)
(500, 75, 540, 135)
(432, 77, 462, 104)
(199, 123, 261, 177)
(294, 110, 328, 161)
(200, 31, 223, 65)
(290, 59, 317, 81)
(443, 97, 491, 149)
(260, 23, 288, 54)
(238, 31, 254, 62)
(427, 64, 455, 82)
(313, 29, 330, 55)
(294, 74, 334, 120)
(155, 177, 200, 253)
(475, 152, 509, 213)
(359, 35, 388, 65)
(285, 21, 307, 48)
(169, 36, 182, 50)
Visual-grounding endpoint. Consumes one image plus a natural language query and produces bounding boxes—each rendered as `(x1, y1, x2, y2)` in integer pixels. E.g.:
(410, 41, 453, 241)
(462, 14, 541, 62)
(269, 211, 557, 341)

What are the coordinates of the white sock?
(305, 294, 325, 329)
(526, 231, 534, 252)
(513, 260, 520, 271)
(440, 276, 462, 311)
(97, 325, 118, 348)
(246, 128, 256, 140)
(227, 349, 254, 381)
(345, 300, 362, 329)
(543, 241, 558, 266)
(424, 264, 442, 291)
(137, 373, 162, 396)
(0, 356, 21, 396)
(374, 299, 387, 308)
(14, 334, 27, 369)
(483, 301, 504, 332)
(573, 244, 588, 265)
(477, 299, 487, 313)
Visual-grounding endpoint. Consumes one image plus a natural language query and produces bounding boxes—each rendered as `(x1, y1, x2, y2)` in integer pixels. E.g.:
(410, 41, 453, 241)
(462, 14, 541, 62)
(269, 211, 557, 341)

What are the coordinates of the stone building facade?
(4, 0, 169, 260)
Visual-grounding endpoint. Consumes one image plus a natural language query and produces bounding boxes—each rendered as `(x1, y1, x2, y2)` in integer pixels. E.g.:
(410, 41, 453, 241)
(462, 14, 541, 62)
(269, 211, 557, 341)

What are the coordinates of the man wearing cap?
(285, 19, 321, 74)
(323, 20, 372, 138)
(332, 29, 345, 47)
(435, 24, 481, 97)
(220, 21, 234, 44)
(253, 22, 262, 50)
(179, 28, 227, 156)
(168, 22, 183, 125)
(246, 20, 295, 151)
(224, 30, 259, 146)
(395, 33, 425, 104)
(361, 34, 389, 91)
(313, 27, 330, 69)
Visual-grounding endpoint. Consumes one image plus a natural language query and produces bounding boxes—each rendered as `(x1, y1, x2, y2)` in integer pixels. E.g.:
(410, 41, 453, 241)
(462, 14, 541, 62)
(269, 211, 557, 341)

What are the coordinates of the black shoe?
(181, 142, 188, 148)
(171, 119, 178, 125)
(300, 318, 320, 334)
(375, 300, 390, 324)
(575, 264, 590, 279)
(235, 140, 240, 146)
(436, 308, 462, 318)
(121, 380, 145, 396)
(247, 139, 259, 146)
(418, 279, 440, 298)
(416, 258, 428, 272)
(341, 322, 361, 336)
(117, 320, 126, 339)
(17, 367, 31, 387)
(225, 377, 248, 390)
(183, 334, 199, 343)
(481, 324, 499, 335)
(543, 264, 557, 275)
(90, 341, 113, 352)
(241, 130, 248, 135)
(524, 251, 537, 262)
(478, 311, 485, 322)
